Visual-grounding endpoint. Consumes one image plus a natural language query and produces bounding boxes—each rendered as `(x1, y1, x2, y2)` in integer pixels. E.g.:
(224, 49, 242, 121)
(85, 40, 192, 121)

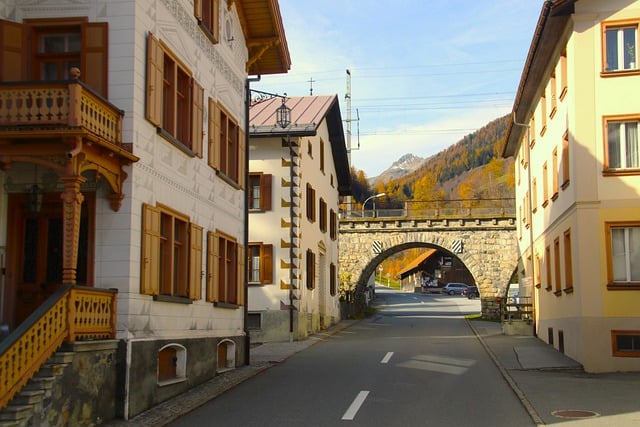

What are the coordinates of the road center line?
(342, 390, 370, 420)
(380, 351, 394, 364)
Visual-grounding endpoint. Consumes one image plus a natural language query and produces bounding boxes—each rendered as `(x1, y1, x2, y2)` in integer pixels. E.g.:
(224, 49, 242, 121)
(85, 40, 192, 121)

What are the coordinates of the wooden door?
(8, 193, 93, 326)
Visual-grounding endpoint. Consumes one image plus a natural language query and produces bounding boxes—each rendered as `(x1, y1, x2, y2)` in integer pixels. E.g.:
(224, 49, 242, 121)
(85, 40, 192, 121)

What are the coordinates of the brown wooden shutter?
(206, 231, 216, 302)
(192, 80, 204, 157)
(208, 98, 221, 170)
(0, 19, 24, 81)
(212, 232, 220, 302)
(81, 22, 108, 97)
(189, 223, 203, 300)
(262, 244, 273, 284)
(237, 244, 245, 306)
(194, 0, 202, 20)
(238, 128, 246, 189)
(141, 204, 160, 295)
(212, 0, 221, 41)
(146, 32, 163, 127)
(261, 174, 272, 211)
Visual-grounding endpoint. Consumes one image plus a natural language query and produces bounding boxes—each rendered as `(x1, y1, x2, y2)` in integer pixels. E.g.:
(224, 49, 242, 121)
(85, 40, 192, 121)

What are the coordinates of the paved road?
(169, 287, 534, 426)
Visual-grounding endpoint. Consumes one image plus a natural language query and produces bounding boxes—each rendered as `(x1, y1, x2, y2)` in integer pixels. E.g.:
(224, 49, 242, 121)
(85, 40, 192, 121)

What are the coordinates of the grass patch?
(465, 312, 501, 323)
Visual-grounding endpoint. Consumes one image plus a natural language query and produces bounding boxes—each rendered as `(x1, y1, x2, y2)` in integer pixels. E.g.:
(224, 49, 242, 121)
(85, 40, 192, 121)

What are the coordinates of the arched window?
(158, 344, 186, 384)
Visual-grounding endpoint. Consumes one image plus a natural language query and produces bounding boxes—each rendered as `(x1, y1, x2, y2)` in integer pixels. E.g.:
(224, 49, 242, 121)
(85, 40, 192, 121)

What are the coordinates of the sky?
(252, 0, 544, 179)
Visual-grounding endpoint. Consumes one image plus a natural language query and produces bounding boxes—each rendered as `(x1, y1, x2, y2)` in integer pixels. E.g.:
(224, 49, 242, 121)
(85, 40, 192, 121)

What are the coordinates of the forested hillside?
(350, 114, 514, 208)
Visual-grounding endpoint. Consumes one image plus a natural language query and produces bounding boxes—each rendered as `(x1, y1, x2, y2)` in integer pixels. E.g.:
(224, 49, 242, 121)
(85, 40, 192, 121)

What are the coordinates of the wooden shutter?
(141, 204, 160, 295)
(237, 244, 245, 306)
(262, 244, 273, 284)
(206, 231, 216, 302)
(189, 223, 203, 300)
(194, 0, 202, 20)
(81, 22, 108, 97)
(0, 19, 24, 81)
(192, 80, 204, 157)
(146, 32, 163, 127)
(261, 174, 272, 211)
(212, 232, 221, 302)
(212, 0, 221, 41)
(238, 128, 246, 189)
(208, 98, 221, 170)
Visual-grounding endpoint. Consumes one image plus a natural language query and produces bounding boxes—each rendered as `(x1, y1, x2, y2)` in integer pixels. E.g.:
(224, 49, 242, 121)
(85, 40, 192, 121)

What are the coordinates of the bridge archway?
(339, 214, 518, 319)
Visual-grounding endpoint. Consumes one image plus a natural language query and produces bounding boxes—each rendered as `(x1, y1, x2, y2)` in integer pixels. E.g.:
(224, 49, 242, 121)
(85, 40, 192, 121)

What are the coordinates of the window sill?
(553, 290, 562, 297)
(545, 286, 553, 292)
(563, 287, 574, 294)
(154, 295, 193, 304)
(157, 128, 196, 157)
(197, 21, 219, 45)
(561, 180, 570, 190)
(551, 192, 559, 201)
(542, 200, 549, 208)
(603, 168, 640, 177)
(216, 170, 241, 189)
(158, 377, 187, 387)
(607, 283, 640, 291)
(214, 302, 241, 309)
(601, 69, 640, 78)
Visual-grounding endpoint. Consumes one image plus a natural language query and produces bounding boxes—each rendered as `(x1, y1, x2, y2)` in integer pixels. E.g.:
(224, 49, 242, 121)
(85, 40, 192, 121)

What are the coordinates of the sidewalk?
(469, 319, 640, 426)
(112, 318, 640, 426)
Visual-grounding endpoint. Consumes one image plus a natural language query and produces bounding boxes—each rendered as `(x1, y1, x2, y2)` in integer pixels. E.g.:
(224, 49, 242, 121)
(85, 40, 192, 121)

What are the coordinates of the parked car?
(443, 282, 469, 295)
(462, 286, 479, 299)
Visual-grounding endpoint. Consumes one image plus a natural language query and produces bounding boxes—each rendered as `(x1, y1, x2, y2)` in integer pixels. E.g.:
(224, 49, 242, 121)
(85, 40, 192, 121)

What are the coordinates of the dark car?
(442, 283, 469, 295)
(462, 286, 480, 299)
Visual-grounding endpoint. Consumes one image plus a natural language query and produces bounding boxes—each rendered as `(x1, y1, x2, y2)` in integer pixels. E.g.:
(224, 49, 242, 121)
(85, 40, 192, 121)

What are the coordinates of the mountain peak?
(370, 153, 424, 184)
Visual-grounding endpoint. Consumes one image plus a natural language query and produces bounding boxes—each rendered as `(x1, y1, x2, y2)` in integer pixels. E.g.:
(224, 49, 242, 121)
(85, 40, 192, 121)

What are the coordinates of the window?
(306, 249, 315, 290)
(560, 48, 568, 100)
(319, 198, 327, 232)
(157, 344, 186, 384)
(195, 0, 220, 43)
(535, 253, 541, 288)
(564, 230, 573, 292)
(603, 22, 638, 72)
(605, 118, 639, 171)
(545, 245, 552, 291)
(532, 178, 538, 213)
(248, 243, 273, 284)
(207, 231, 244, 306)
(141, 204, 203, 301)
(552, 147, 559, 199)
(529, 116, 536, 148)
(320, 139, 325, 172)
(329, 209, 337, 241)
(612, 331, 640, 357)
(549, 72, 557, 118)
(306, 183, 316, 222)
(554, 237, 561, 295)
(542, 162, 549, 206)
(8, 19, 109, 96)
(146, 33, 204, 155)
(248, 173, 272, 211)
(606, 223, 640, 286)
(330, 263, 337, 296)
(208, 100, 245, 187)
(561, 131, 570, 188)
(540, 93, 547, 136)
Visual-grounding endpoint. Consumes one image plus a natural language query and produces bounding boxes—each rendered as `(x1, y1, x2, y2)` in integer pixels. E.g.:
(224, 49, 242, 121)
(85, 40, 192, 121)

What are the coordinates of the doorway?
(6, 192, 94, 327)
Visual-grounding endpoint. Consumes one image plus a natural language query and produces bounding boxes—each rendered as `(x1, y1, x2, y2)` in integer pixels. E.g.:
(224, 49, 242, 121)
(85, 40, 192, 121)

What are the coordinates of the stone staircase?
(0, 351, 74, 427)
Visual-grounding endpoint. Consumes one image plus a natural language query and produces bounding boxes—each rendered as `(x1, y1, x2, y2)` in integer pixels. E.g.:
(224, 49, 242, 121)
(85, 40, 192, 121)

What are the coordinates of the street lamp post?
(362, 192, 385, 218)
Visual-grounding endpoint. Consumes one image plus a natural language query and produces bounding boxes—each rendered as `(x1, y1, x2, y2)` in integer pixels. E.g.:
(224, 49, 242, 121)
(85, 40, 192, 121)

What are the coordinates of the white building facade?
(248, 95, 351, 342)
(503, 0, 640, 372)
(0, 0, 290, 419)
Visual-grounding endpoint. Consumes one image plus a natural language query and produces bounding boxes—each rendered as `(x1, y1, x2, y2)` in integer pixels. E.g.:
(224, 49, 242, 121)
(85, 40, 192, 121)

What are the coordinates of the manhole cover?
(552, 410, 600, 419)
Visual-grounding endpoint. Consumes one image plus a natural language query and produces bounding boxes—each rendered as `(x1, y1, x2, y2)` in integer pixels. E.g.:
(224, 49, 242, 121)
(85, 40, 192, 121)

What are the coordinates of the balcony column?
(60, 175, 86, 284)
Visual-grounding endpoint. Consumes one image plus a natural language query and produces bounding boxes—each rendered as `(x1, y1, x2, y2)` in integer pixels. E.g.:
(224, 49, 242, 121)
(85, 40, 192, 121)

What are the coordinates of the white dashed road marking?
(342, 390, 370, 420)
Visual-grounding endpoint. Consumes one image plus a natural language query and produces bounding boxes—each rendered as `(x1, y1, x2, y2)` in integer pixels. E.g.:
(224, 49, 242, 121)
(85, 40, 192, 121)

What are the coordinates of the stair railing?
(0, 285, 117, 409)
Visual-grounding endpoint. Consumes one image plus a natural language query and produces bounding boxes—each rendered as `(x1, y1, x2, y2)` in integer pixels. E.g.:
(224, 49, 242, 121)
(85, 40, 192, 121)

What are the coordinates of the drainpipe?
(244, 75, 261, 365)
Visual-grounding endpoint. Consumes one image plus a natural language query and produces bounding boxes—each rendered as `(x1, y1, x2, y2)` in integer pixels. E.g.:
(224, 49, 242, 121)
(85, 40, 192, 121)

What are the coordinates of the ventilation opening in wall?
(158, 344, 186, 385)
(548, 327, 554, 346)
(247, 312, 262, 329)
(217, 339, 236, 372)
(558, 329, 565, 354)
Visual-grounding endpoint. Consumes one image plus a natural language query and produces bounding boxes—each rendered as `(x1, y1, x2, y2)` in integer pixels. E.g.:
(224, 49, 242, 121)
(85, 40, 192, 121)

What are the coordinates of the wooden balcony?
(0, 79, 129, 152)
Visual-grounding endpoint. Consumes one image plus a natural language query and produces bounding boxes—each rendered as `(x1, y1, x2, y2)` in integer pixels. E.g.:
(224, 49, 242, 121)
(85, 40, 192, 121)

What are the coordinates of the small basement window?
(158, 344, 187, 385)
(217, 339, 236, 372)
(612, 330, 640, 357)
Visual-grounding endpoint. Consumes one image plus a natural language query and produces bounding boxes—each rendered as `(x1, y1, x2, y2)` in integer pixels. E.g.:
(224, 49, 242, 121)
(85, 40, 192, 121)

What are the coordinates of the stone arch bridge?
(338, 200, 518, 318)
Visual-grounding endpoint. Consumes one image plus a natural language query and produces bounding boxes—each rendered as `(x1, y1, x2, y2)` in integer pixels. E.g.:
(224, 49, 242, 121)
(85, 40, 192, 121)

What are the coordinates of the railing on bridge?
(502, 295, 533, 321)
(340, 198, 516, 219)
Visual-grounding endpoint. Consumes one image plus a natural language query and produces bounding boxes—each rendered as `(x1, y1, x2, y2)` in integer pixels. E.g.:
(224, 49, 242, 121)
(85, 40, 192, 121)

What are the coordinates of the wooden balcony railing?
(0, 80, 123, 145)
(0, 285, 117, 410)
